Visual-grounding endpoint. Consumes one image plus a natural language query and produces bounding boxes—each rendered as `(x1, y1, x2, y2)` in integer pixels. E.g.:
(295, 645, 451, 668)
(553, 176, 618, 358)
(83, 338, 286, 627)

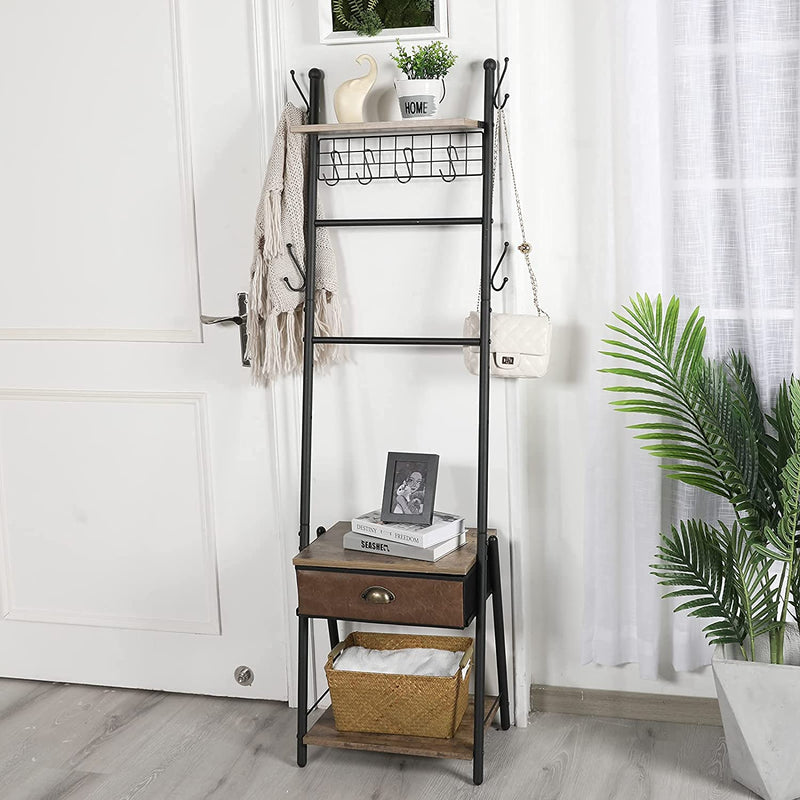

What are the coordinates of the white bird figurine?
(334, 54, 378, 124)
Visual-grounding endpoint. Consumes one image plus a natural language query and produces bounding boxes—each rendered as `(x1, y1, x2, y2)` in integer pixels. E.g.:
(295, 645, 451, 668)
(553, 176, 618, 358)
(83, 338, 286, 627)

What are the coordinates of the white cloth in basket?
(333, 646, 466, 678)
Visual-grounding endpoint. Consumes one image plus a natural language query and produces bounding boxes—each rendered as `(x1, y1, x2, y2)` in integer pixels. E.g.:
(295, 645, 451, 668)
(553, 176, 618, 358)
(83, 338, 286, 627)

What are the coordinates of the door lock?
(234, 665, 254, 686)
(201, 292, 250, 367)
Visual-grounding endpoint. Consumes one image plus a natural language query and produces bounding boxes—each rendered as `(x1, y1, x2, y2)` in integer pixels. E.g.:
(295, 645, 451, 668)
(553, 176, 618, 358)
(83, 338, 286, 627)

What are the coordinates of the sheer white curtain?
(673, 0, 799, 386)
(582, 0, 800, 678)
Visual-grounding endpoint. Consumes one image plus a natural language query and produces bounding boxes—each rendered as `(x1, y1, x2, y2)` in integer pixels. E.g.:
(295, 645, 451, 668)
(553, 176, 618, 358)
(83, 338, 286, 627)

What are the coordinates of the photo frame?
(381, 452, 439, 525)
(318, 0, 449, 46)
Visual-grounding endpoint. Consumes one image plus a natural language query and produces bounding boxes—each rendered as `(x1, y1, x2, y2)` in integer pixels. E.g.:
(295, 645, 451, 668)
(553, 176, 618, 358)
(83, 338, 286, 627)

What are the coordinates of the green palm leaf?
(602, 295, 769, 526)
(651, 520, 745, 649)
(766, 380, 795, 478)
(727, 350, 777, 515)
(761, 380, 800, 648)
(601, 295, 720, 481)
(723, 522, 780, 656)
(691, 359, 767, 529)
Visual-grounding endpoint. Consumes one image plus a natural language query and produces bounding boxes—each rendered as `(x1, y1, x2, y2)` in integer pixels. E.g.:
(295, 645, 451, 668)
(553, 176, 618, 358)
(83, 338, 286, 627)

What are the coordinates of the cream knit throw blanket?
(247, 103, 342, 384)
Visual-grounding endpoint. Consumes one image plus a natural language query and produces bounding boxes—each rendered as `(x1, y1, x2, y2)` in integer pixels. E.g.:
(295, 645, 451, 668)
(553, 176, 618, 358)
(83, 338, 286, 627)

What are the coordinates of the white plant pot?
(394, 78, 444, 119)
(713, 642, 800, 800)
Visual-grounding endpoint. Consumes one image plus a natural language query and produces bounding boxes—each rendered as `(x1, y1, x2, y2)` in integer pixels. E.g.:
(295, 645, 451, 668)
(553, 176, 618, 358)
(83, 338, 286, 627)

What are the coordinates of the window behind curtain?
(673, 0, 800, 404)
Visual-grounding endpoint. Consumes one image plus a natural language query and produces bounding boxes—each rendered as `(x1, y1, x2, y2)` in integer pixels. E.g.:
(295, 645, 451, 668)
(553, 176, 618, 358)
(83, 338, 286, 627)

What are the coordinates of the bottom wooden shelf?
(303, 695, 500, 761)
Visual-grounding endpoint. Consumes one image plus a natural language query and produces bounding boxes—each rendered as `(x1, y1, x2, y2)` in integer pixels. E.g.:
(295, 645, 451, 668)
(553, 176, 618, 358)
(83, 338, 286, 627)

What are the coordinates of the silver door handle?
(201, 313, 245, 326)
(201, 292, 249, 367)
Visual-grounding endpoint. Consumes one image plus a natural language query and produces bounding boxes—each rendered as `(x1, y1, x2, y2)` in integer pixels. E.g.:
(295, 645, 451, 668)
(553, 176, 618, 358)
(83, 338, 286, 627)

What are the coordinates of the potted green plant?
(333, 0, 383, 37)
(389, 39, 457, 118)
(331, 1, 435, 39)
(602, 293, 800, 800)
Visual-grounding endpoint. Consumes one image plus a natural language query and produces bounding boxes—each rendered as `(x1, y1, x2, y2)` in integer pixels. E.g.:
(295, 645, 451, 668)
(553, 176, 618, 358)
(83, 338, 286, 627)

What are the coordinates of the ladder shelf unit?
(292, 59, 510, 787)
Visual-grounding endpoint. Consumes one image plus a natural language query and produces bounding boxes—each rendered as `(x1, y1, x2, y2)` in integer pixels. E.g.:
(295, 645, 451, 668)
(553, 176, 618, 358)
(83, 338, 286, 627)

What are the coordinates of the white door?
(0, 0, 289, 699)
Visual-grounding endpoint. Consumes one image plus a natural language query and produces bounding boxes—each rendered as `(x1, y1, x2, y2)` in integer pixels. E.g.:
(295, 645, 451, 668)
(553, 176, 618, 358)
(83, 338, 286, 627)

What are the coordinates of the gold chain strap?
(477, 108, 548, 318)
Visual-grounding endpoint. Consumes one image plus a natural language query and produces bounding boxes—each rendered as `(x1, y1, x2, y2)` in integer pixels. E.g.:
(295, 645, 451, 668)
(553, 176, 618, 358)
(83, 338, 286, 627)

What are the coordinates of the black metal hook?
(283, 243, 307, 292)
(493, 57, 510, 110)
(290, 69, 309, 112)
(356, 148, 376, 185)
(491, 241, 510, 291)
(322, 149, 343, 186)
(439, 145, 459, 182)
(394, 147, 414, 183)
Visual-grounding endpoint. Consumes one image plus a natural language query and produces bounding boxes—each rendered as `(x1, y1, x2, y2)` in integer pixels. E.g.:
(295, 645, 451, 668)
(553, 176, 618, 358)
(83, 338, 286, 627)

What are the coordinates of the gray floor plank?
(0, 678, 758, 800)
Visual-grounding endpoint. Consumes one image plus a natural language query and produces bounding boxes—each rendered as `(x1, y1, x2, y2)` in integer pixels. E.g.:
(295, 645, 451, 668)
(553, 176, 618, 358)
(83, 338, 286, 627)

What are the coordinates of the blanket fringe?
(247, 290, 343, 386)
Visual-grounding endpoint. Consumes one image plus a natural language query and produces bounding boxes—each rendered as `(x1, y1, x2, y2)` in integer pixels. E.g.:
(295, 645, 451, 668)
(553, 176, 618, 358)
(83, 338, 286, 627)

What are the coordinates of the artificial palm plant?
(602, 294, 800, 664)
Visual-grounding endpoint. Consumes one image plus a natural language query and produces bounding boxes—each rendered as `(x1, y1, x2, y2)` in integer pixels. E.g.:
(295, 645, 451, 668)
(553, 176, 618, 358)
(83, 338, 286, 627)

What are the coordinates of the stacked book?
(345, 510, 467, 562)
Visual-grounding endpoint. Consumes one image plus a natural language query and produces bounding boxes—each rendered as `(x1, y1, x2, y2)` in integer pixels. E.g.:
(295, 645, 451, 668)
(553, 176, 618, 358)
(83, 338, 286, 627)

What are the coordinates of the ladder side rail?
(299, 67, 323, 551)
(472, 57, 496, 787)
(297, 66, 323, 769)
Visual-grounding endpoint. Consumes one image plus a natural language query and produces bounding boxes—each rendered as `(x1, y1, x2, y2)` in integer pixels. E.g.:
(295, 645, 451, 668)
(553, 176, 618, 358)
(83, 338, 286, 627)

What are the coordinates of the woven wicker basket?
(325, 631, 473, 739)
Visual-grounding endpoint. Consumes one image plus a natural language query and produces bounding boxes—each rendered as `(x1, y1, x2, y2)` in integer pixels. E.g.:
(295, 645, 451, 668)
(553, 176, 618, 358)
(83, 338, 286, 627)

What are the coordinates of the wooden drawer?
(292, 522, 482, 629)
(296, 567, 477, 628)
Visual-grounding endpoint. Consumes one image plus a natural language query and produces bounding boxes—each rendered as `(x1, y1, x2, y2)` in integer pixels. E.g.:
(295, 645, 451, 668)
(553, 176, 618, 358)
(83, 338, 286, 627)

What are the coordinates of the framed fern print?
(318, 0, 449, 45)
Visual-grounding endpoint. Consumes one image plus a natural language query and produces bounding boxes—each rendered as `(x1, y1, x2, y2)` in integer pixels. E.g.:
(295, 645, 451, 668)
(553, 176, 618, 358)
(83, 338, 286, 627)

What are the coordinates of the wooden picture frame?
(318, 0, 449, 46)
(381, 452, 439, 525)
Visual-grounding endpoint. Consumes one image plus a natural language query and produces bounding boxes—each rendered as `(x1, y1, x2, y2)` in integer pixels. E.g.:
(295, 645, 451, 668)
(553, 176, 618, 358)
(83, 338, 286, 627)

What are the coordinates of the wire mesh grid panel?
(317, 131, 484, 184)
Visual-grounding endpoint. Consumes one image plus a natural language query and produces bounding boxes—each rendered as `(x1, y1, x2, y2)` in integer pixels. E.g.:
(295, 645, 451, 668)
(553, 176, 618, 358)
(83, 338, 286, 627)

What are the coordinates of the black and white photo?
(381, 451, 439, 525)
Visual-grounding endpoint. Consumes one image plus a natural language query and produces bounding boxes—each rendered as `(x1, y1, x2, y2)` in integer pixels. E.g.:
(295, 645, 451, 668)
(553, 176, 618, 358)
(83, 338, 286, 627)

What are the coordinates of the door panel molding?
(252, 0, 299, 703)
(0, 328, 199, 343)
(0, 389, 221, 635)
(169, 0, 204, 344)
(2, 606, 220, 636)
(0, 0, 202, 344)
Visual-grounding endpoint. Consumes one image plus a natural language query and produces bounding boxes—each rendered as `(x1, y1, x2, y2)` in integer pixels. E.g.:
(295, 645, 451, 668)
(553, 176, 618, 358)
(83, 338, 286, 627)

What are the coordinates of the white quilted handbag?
(463, 108, 551, 379)
(463, 311, 551, 377)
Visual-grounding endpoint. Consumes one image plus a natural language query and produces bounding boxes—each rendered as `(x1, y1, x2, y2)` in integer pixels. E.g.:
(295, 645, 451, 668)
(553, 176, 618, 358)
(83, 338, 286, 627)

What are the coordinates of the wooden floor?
(0, 678, 756, 800)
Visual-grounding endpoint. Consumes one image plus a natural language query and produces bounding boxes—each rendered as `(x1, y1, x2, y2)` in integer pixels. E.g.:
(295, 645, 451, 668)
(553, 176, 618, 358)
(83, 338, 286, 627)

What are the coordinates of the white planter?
(713, 642, 800, 800)
(394, 78, 444, 119)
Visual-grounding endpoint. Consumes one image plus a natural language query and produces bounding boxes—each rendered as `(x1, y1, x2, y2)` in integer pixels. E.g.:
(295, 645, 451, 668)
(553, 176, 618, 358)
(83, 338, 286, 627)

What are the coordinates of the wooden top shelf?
(293, 521, 488, 576)
(290, 118, 483, 136)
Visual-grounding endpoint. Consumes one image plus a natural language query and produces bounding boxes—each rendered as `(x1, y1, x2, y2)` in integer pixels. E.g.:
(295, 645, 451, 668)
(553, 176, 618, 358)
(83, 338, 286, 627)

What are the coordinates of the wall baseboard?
(531, 685, 722, 727)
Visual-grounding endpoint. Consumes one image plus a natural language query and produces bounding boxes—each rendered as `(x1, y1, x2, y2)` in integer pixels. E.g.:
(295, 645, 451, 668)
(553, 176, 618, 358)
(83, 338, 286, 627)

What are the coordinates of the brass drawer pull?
(361, 586, 395, 604)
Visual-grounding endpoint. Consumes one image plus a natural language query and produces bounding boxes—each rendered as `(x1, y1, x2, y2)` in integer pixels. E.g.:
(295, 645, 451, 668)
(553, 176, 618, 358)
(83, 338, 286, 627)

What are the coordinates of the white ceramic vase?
(713, 638, 800, 800)
(334, 54, 378, 124)
(394, 78, 444, 119)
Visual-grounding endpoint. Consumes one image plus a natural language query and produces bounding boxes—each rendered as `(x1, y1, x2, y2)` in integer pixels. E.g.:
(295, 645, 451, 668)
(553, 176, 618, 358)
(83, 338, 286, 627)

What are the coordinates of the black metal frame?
(295, 59, 510, 787)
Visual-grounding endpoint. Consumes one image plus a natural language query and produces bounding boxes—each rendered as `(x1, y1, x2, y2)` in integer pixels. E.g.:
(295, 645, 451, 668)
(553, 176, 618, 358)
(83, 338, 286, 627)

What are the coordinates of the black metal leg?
(316, 530, 340, 651)
(472, 538, 487, 786)
(488, 535, 511, 730)
(327, 619, 339, 649)
(296, 614, 309, 767)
